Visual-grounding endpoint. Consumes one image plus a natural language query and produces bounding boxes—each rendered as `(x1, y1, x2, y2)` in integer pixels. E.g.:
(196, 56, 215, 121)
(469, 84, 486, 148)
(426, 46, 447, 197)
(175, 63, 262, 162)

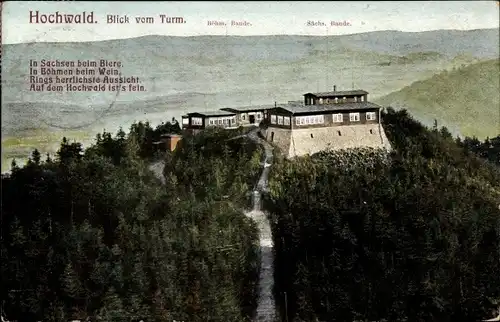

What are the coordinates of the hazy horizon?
(3, 27, 500, 45)
(3, 1, 499, 44)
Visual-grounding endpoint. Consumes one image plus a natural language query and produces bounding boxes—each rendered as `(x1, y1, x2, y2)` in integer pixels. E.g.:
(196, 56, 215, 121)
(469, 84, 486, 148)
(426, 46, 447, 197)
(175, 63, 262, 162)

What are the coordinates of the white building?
(220, 105, 272, 127)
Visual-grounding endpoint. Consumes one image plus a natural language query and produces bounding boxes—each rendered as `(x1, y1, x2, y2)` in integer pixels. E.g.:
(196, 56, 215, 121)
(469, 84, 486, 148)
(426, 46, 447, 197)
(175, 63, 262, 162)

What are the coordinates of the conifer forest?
(2, 108, 500, 322)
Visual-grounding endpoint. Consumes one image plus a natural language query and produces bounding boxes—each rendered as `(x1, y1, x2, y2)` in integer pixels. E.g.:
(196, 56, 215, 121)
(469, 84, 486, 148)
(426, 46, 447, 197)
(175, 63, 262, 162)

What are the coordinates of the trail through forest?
(246, 128, 276, 322)
(148, 127, 277, 321)
(149, 128, 276, 322)
(148, 159, 166, 184)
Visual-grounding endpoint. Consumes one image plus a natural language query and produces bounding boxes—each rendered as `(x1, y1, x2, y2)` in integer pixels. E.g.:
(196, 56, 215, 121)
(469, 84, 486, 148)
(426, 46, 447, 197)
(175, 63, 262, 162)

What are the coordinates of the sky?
(2, 1, 499, 44)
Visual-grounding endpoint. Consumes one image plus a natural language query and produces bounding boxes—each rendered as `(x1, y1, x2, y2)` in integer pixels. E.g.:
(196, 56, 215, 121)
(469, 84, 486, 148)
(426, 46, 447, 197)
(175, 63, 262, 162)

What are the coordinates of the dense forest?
(264, 108, 500, 322)
(2, 108, 499, 322)
(1, 120, 264, 321)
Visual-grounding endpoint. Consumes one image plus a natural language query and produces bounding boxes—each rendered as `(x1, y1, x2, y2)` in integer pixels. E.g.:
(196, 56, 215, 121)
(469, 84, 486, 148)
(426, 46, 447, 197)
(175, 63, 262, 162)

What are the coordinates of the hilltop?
(375, 59, 500, 139)
(265, 108, 500, 322)
(2, 104, 500, 321)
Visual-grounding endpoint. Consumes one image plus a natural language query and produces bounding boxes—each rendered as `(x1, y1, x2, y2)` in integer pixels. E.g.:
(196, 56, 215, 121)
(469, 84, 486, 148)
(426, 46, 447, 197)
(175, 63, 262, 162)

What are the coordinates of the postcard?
(1, 2, 499, 322)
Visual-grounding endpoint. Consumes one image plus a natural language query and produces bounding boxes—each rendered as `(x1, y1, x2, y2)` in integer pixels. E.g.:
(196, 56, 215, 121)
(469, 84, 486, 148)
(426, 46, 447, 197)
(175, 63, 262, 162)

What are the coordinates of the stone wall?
(264, 127, 292, 157)
(266, 124, 392, 158)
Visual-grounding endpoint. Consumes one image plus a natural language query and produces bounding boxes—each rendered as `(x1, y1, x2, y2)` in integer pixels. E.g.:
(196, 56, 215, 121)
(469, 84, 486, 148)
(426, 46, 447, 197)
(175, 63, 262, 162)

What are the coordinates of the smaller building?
(220, 105, 272, 127)
(182, 110, 238, 134)
(303, 87, 368, 105)
(153, 134, 183, 152)
(162, 134, 182, 151)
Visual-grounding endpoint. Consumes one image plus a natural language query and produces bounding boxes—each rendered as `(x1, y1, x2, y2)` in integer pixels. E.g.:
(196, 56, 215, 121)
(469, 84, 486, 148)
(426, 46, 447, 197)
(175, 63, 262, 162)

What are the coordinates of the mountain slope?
(340, 28, 499, 58)
(375, 59, 500, 139)
(2, 29, 498, 171)
(2, 29, 498, 105)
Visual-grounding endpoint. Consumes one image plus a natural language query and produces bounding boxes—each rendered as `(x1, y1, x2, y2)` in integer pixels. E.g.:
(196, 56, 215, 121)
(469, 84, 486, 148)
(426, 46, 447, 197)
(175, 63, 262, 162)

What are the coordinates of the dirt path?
(148, 128, 276, 321)
(246, 128, 276, 321)
(148, 160, 166, 185)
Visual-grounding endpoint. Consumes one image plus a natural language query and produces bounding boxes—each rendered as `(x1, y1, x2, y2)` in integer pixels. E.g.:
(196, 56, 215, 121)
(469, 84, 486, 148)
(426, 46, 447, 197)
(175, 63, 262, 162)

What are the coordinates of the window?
(370, 129, 374, 134)
(349, 113, 360, 122)
(256, 113, 261, 119)
(337, 131, 342, 136)
(271, 115, 277, 124)
(278, 116, 284, 125)
(310, 133, 314, 138)
(284, 117, 290, 125)
(295, 115, 324, 126)
(209, 119, 214, 125)
(192, 117, 203, 125)
(361, 96, 365, 102)
(182, 118, 189, 125)
(335, 97, 339, 103)
(333, 113, 343, 123)
(366, 112, 376, 121)
(242, 114, 246, 121)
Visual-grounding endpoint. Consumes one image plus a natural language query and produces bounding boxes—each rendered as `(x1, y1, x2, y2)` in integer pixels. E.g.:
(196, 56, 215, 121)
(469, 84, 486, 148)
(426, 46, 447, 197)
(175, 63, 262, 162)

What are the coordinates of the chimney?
(333, 85, 337, 92)
(274, 101, 277, 107)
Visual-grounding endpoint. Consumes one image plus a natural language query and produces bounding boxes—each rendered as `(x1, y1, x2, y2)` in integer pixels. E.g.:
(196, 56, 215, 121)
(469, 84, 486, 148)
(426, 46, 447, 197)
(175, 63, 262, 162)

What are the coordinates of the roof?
(304, 90, 369, 97)
(221, 105, 274, 113)
(187, 110, 236, 117)
(276, 102, 382, 114)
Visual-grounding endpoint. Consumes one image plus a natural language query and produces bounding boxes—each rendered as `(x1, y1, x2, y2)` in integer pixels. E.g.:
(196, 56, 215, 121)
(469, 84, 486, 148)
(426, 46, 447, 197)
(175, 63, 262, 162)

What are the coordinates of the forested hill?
(1, 107, 499, 321)
(1, 122, 264, 322)
(375, 59, 500, 139)
(265, 108, 500, 322)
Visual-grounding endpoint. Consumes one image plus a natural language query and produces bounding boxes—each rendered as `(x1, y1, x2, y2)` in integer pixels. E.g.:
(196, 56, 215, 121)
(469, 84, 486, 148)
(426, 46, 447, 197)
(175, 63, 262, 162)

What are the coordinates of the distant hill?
(2, 29, 498, 171)
(3, 29, 498, 106)
(339, 28, 499, 57)
(375, 59, 500, 139)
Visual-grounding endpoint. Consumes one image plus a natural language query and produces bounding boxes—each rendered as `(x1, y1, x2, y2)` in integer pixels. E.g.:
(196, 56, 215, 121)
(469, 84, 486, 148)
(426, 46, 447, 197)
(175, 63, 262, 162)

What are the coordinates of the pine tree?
(31, 149, 42, 165)
(10, 158, 20, 172)
(61, 261, 85, 316)
(98, 287, 125, 321)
